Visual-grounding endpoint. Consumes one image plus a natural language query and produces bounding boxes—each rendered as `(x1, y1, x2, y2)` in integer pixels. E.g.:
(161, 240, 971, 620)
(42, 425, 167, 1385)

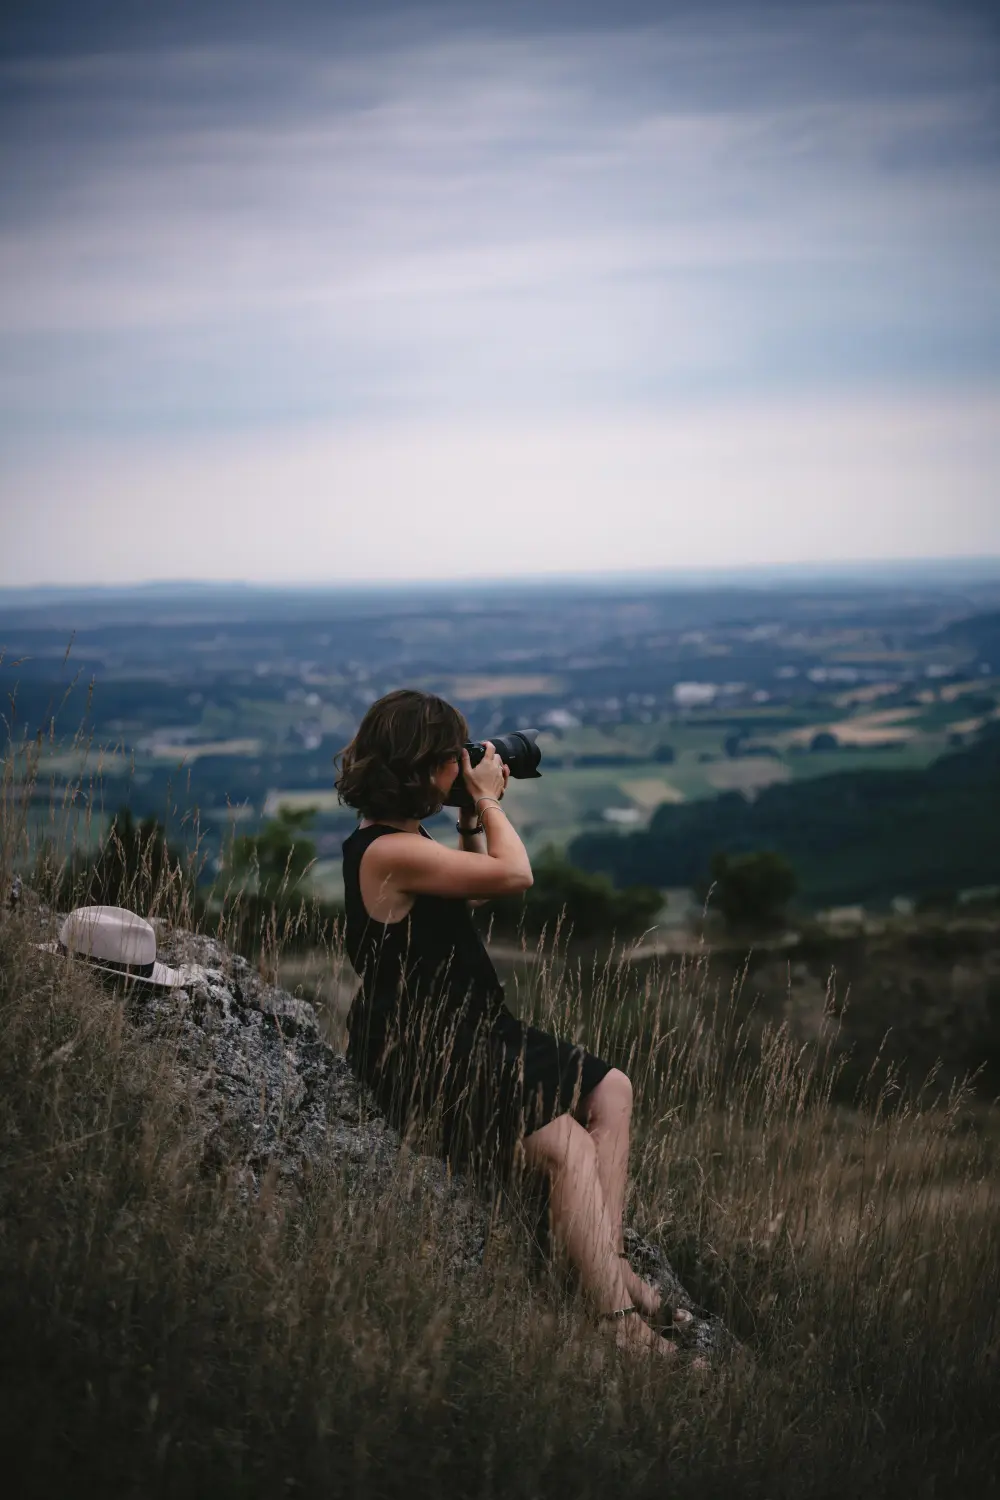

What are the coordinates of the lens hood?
(443, 728, 542, 808)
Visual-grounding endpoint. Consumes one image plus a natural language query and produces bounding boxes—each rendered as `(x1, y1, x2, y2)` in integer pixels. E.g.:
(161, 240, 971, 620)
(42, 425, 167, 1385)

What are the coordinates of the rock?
(148, 927, 491, 1277)
(621, 1226, 742, 1360)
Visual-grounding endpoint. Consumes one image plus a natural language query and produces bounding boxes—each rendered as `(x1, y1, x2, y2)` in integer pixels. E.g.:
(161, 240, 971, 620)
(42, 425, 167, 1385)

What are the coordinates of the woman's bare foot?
(609, 1312, 711, 1373)
(605, 1309, 681, 1359)
(619, 1259, 695, 1331)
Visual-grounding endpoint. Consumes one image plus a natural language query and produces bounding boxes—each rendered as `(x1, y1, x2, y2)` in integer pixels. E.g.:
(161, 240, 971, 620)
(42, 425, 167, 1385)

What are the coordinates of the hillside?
(2, 891, 998, 1493)
(568, 724, 1000, 907)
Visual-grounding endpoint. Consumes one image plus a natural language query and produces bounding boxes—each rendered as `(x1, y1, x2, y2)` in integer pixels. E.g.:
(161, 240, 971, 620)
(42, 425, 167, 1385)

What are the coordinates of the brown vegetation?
(1, 743, 999, 1496)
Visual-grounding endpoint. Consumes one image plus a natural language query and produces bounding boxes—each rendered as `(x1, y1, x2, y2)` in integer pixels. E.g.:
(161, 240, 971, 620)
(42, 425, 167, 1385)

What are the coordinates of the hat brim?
(33, 942, 190, 989)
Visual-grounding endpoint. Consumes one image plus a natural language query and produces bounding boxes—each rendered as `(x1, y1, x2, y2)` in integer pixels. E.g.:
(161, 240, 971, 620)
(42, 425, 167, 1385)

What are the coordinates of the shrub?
(701, 850, 797, 932)
(225, 806, 319, 903)
(211, 807, 347, 962)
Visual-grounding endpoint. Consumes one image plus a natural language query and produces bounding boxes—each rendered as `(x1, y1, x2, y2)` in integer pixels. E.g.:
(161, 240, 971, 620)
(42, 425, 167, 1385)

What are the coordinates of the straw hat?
(36, 905, 189, 988)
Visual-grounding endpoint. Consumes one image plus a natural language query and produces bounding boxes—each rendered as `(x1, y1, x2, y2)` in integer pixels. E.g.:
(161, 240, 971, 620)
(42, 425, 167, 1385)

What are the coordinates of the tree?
(227, 807, 318, 903)
(702, 850, 797, 932)
(215, 807, 337, 961)
(810, 731, 839, 752)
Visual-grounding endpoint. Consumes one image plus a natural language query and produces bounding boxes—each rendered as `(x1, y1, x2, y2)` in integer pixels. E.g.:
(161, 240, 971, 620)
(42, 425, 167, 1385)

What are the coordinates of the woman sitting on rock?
(335, 688, 687, 1358)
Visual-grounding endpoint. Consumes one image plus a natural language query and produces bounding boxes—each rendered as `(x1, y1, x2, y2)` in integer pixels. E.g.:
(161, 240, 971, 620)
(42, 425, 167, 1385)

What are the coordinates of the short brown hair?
(334, 689, 469, 822)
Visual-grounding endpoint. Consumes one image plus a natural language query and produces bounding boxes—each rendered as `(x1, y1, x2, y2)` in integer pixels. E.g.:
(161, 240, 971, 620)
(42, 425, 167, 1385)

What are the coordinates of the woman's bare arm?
(368, 802, 532, 900)
(459, 761, 510, 905)
(457, 818, 489, 906)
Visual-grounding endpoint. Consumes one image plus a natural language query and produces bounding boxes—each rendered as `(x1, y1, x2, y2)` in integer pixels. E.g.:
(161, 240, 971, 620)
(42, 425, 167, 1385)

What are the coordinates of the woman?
(335, 688, 687, 1358)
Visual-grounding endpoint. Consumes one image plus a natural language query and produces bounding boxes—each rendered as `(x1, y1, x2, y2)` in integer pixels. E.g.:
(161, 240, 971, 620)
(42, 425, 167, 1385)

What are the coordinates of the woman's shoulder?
(343, 823, 386, 859)
(344, 822, 430, 858)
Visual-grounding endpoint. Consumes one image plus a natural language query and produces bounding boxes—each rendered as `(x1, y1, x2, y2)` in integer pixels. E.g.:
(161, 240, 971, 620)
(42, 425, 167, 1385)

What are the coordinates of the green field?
(12, 678, 999, 904)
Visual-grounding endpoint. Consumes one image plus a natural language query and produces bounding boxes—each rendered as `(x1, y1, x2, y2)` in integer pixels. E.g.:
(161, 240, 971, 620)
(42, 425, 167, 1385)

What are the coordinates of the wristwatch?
(457, 818, 485, 836)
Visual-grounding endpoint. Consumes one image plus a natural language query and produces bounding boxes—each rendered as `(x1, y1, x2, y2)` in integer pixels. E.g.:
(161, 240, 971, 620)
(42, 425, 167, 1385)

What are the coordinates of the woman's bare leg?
(577, 1070, 691, 1327)
(577, 1070, 633, 1249)
(521, 1113, 676, 1358)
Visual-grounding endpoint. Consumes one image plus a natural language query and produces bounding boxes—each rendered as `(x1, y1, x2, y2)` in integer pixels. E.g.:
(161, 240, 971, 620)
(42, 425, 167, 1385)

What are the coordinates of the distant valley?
(3, 567, 999, 912)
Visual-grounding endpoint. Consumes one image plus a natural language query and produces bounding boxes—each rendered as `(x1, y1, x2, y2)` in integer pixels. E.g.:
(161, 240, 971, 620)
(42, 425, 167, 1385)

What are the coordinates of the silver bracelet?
(475, 796, 504, 815)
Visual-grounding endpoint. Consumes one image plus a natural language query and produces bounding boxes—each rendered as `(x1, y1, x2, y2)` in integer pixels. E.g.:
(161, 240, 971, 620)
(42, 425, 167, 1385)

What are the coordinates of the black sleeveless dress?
(343, 822, 613, 1180)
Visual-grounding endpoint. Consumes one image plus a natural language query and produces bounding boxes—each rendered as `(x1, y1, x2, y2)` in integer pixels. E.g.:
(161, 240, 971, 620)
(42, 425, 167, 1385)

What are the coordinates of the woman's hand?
(462, 742, 508, 807)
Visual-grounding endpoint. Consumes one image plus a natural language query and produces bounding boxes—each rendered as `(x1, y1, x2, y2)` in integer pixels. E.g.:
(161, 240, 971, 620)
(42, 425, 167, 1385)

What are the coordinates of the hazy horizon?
(4, 552, 1000, 602)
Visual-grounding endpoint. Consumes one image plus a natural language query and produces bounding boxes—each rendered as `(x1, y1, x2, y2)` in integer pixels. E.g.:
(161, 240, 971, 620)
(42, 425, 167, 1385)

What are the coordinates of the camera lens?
(445, 729, 543, 807)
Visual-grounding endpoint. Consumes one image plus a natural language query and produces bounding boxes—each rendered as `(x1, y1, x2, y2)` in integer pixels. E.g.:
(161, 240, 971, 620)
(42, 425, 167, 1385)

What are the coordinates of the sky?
(1, 0, 999, 587)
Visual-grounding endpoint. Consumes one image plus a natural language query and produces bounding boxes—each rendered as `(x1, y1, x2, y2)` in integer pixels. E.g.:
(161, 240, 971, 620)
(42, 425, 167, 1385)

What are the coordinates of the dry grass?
(2, 729, 999, 1498)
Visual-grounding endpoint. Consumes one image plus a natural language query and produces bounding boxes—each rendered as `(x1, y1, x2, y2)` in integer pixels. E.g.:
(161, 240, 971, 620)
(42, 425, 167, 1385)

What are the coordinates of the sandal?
(596, 1305, 641, 1323)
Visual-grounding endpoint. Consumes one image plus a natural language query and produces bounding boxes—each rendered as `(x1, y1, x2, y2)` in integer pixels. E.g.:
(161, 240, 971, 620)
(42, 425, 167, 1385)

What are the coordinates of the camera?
(443, 728, 542, 808)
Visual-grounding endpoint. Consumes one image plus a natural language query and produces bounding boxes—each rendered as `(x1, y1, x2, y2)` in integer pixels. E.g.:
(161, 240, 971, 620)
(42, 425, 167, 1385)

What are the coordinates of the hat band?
(58, 941, 156, 980)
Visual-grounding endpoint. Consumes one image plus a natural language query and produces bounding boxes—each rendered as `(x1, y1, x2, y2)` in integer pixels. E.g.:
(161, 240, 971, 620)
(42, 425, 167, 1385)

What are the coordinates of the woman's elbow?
(511, 868, 533, 893)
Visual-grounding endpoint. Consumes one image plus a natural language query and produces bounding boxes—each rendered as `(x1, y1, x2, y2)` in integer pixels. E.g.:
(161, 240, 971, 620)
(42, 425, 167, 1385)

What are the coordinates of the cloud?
(1, 5, 998, 430)
(0, 2, 998, 581)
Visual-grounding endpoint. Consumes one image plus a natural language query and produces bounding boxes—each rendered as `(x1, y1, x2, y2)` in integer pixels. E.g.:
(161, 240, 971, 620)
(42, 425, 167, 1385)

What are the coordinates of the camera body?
(442, 728, 542, 808)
